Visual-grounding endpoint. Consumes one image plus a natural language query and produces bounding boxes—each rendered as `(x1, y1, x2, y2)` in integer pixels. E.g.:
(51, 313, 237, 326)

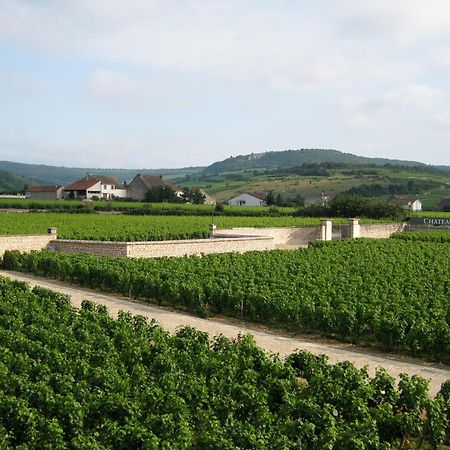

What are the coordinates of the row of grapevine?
(0, 212, 355, 241)
(0, 276, 448, 448)
(392, 231, 450, 243)
(0, 198, 298, 216)
(4, 238, 449, 362)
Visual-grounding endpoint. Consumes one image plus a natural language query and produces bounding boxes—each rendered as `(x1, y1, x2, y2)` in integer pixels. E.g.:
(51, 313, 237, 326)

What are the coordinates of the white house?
(228, 192, 267, 206)
(85, 174, 127, 199)
(65, 174, 127, 200)
(391, 195, 422, 211)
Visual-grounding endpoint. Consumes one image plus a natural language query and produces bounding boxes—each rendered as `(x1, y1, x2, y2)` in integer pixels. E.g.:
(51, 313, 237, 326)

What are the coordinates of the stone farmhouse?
(391, 195, 422, 211)
(65, 174, 126, 200)
(229, 192, 267, 206)
(126, 174, 181, 201)
(25, 185, 64, 200)
(437, 198, 450, 211)
(31, 173, 188, 202)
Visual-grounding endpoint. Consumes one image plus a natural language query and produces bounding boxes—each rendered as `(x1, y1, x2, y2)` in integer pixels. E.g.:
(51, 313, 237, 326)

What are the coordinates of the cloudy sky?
(1, 0, 450, 168)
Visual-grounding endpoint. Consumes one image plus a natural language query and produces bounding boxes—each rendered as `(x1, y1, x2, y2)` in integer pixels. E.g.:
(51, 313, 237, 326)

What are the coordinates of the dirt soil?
(1, 270, 448, 397)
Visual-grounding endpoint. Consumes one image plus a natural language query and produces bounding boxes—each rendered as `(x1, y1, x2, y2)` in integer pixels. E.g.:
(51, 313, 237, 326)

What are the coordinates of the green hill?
(0, 170, 41, 193)
(0, 161, 203, 186)
(202, 149, 438, 174)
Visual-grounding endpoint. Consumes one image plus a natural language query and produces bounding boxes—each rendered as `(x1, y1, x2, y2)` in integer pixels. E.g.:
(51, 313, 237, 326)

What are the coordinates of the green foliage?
(4, 239, 449, 362)
(144, 185, 180, 203)
(391, 231, 450, 243)
(343, 179, 442, 197)
(0, 212, 362, 241)
(0, 170, 40, 193)
(296, 195, 406, 220)
(0, 276, 447, 448)
(180, 187, 206, 204)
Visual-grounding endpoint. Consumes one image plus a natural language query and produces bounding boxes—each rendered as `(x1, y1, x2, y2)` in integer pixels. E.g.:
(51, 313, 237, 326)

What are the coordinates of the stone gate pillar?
(320, 219, 332, 241)
(348, 218, 360, 239)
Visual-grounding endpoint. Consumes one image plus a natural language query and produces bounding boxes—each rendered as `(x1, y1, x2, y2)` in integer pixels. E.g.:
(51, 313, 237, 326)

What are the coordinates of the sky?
(1, 0, 450, 169)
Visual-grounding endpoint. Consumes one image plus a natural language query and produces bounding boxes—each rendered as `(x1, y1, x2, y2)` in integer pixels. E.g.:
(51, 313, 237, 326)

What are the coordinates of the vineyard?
(0, 276, 448, 448)
(0, 198, 297, 216)
(0, 212, 357, 241)
(392, 231, 450, 243)
(4, 239, 449, 363)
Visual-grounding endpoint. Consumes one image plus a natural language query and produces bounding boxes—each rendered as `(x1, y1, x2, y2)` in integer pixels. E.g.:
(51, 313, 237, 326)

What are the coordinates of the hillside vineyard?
(0, 277, 448, 448)
(4, 238, 449, 363)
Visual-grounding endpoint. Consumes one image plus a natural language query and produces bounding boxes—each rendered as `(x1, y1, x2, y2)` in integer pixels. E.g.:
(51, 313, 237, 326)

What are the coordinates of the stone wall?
(128, 236, 274, 258)
(216, 227, 320, 249)
(48, 240, 128, 257)
(50, 236, 274, 258)
(0, 234, 56, 256)
(359, 223, 405, 239)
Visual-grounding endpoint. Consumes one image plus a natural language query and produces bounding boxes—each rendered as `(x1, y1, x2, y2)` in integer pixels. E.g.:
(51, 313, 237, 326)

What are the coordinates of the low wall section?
(49, 236, 274, 258)
(0, 234, 56, 256)
(216, 227, 320, 248)
(359, 223, 405, 238)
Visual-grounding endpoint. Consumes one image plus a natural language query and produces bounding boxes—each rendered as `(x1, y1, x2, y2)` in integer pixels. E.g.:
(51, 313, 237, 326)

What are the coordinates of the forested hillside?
(201, 149, 435, 174)
(0, 170, 40, 193)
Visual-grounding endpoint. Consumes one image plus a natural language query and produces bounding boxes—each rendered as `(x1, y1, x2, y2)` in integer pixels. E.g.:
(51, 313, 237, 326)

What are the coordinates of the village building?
(391, 195, 422, 211)
(84, 174, 127, 199)
(437, 198, 450, 211)
(126, 174, 181, 201)
(228, 192, 267, 206)
(64, 174, 126, 200)
(25, 185, 64, 200)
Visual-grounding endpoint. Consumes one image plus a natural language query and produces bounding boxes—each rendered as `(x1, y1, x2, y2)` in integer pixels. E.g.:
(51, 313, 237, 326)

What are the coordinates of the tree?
(266, 191, 276, 206)
(181, 187, 206, 204)
(144, 186, 180, 203)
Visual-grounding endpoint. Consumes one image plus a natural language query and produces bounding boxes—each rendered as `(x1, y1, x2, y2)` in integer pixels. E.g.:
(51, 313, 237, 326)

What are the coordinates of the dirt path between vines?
(1, 270, 449, 396)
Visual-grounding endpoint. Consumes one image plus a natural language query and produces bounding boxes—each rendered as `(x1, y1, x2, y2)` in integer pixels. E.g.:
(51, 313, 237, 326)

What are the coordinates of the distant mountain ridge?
(0, 161, 202, 186)
(0, 149, 448, 186)
(202, 149, 441, 174)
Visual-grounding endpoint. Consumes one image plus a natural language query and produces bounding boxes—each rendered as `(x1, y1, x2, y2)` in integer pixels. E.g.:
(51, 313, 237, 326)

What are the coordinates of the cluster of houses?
(228, 192, 442, 212)
(26, 173, 181, 202)
(25, 174, 450, 211)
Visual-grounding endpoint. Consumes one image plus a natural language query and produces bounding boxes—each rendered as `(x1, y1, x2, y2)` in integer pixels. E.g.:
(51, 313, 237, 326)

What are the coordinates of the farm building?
(85, 174, 127, 199)
(65, 174, 126, 200)
(391, 195, 422, 211)
(25, 185, 64, 200)
(437, 198, 450, 211)
(229, 192, 267, 206)
(126, 174, 181, 201)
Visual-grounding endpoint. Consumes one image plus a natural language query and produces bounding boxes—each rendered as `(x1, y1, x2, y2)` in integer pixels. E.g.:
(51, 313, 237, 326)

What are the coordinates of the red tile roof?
(65, 179, 99, 191)
(26, 185, 63, 193)
(86, 174, 121, 186)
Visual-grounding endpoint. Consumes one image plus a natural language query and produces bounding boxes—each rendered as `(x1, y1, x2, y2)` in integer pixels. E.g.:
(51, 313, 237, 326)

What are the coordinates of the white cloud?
(86, 70, 166, 107)
(379, 84, 444, 109)
(433, 113, 450, 129)
(0, 0, 435, 91)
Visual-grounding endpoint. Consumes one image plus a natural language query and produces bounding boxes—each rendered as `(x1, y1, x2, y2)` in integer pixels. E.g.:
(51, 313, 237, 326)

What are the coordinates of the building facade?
(25, 185, 64, 200)
(228, 192, 267, 206)
(126, 174, 181, 201)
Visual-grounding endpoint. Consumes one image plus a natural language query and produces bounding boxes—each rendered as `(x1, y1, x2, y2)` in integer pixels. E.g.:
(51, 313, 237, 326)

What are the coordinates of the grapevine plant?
(0, 277, 448, 448)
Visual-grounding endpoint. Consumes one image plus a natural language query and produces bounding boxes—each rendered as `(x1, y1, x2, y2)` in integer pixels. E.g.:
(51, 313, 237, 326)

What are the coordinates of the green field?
(0, 276, 448, 448)
(180, 165, 450, 207)
(5, 239, 449, 363)
(0, 198, 297, 216)
(0, 212, 384, 241)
